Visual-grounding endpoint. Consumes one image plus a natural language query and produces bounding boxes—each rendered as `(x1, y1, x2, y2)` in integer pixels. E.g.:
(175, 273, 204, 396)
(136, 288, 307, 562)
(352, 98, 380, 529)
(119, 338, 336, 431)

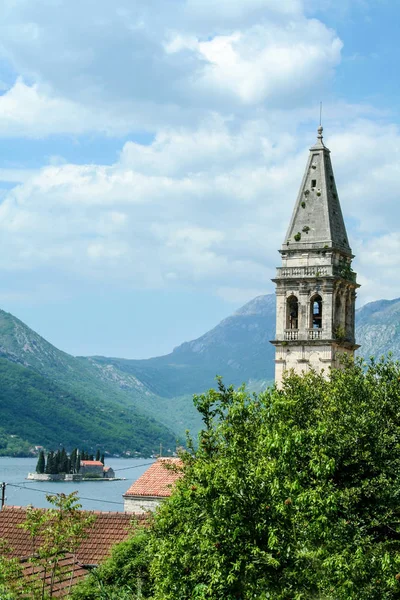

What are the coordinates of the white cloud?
(174, 21, 342, 105)
(0, 116, 398, 305)
(0, 0, 397, 314)
(0, 78, 155, 137)
(0, 0, 343, 135)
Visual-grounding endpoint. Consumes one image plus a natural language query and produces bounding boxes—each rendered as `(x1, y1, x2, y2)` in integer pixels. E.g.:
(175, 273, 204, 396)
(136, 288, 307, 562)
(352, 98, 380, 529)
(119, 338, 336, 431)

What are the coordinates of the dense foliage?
(0, 358, 176, 456)
(0, 428, 32, 457)
(70, 530, 152, 600)
(74, 356, 400, 599)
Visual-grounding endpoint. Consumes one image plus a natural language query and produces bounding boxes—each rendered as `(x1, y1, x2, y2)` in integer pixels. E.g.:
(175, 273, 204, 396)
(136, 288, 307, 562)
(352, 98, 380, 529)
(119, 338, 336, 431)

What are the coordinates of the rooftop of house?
(123, 457, 183, 498)
(0, 505, 147, 564)
(0, 505, 148, 597)
(80, 460, 104, 466)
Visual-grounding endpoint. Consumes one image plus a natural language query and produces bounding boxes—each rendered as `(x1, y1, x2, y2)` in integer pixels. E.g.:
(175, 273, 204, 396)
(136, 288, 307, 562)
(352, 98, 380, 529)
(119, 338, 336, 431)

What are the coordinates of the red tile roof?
(0, 506, 147, 563)
(0, 506, 148, 597)
(124, 458, 183, 498)
(80, 460, 103, 466)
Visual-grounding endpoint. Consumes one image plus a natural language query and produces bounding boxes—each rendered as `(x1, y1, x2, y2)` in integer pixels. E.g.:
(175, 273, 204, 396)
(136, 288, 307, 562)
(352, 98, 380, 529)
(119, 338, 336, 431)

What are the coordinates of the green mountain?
(89, 294, 276, 396)
(0, 310, 176, 456)
(0, 295, 399, 455)
(85, 294, 400, 438)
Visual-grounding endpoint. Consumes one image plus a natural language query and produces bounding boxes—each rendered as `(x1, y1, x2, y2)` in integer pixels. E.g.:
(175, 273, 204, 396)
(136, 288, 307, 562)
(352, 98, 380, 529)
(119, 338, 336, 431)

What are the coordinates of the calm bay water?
(0, 457, 154, 511)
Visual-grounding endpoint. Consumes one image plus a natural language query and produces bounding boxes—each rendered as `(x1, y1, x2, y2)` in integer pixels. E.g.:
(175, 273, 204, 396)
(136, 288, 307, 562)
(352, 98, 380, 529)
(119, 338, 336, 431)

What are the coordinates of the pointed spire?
(283, 127, 352, 255)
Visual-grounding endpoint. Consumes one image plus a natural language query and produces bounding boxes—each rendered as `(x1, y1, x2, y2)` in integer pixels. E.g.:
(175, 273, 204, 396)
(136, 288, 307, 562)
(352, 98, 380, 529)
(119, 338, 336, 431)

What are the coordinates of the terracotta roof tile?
(124, 458, 183, 498)
(80, 460, 103, 466)
(0, 506, 148, 564)
(0, 506, 149, 596)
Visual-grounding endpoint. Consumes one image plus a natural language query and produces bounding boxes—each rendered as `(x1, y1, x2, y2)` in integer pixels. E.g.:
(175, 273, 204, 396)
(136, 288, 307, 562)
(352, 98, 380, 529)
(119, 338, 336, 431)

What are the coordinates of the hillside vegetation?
(0, 310, 176, 455)
(0, 295, 399, 454)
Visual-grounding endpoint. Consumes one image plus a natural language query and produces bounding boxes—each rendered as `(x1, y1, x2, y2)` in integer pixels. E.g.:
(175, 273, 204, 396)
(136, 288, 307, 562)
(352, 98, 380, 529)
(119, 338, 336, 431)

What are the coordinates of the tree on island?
(95, 449, 100, 462)
(74, 356, 400, 599)
(39, 448, 103, 475)
(35, 450, 45, 474)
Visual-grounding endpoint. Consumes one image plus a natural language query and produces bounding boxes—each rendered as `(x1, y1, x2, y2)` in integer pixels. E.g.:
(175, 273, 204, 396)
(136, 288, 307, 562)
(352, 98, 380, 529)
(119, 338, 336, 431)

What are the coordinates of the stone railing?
(276, 265, 357, 283)
(308, 329, 323, 340)
(284, 329, 299, 340)
(276, 266, 331, 279)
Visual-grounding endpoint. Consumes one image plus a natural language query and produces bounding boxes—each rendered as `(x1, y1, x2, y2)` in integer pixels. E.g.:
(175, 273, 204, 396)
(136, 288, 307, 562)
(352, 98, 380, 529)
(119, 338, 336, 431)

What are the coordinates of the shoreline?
(27, 473, 126, 482)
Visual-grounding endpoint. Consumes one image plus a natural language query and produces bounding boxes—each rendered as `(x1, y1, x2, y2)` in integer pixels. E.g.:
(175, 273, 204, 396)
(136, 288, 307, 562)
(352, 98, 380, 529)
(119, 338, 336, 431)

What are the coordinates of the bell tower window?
(286, 296, 298, 329)
(311, 295, 322, 329)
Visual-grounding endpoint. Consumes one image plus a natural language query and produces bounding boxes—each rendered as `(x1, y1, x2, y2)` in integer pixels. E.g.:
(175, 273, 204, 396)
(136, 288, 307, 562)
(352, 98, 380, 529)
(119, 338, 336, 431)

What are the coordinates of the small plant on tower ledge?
(334, 325, 347, 342)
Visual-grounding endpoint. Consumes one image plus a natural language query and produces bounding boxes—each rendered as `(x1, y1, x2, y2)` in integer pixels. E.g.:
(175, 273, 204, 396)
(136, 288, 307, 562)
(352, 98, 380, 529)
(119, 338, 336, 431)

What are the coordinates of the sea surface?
(0, 457, 155, 511)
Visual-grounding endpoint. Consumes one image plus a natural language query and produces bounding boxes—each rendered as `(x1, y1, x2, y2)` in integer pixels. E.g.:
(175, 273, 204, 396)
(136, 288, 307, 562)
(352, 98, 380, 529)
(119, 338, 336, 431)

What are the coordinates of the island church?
(271, 126, 359, 386)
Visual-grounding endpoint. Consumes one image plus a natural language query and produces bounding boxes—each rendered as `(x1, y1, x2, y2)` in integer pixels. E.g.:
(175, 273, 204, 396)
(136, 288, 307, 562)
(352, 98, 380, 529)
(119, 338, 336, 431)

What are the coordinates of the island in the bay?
(27, 447, 123, 481)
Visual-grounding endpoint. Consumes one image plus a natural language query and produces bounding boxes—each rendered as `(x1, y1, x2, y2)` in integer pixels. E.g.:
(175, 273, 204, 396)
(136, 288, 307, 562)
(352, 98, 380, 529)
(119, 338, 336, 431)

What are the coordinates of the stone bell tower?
(271, 126, 359, 386)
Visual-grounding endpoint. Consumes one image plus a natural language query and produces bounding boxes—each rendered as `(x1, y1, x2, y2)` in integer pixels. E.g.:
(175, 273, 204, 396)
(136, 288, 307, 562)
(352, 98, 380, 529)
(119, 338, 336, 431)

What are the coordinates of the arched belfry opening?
(310, 295, 322, 329)
(286, 295, 298, 330)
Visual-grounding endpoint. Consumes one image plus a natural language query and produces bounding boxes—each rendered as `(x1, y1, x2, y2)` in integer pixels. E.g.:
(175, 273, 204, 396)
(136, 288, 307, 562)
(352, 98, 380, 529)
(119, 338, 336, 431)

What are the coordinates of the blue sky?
(0, 0, 399, 358)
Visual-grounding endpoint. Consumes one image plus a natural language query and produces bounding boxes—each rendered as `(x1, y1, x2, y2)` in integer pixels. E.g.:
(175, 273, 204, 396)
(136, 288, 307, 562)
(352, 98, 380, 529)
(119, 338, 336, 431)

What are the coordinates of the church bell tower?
(271, 126, 359, 386)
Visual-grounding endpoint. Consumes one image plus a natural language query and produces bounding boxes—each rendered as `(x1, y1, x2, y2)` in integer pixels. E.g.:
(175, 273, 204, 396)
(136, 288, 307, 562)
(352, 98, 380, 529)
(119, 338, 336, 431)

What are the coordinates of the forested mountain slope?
(0, 310, 176, 455)
(0, 294, 399, 454)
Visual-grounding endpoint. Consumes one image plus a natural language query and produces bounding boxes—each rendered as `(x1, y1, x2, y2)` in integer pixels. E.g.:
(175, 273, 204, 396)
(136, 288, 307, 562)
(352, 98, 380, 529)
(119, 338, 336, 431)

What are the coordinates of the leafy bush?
(74, 357, 400, 599)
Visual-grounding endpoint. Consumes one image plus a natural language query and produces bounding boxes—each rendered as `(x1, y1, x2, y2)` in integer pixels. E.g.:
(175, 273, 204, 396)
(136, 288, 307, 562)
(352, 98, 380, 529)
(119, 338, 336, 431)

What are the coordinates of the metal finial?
(317, 102, 324, 140)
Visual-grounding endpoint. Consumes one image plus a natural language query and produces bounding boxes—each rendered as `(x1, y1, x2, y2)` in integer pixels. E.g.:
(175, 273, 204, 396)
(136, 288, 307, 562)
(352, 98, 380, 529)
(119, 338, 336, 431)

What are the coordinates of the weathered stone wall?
(27, 473, 64, 481)
(80, 465, 103, 476)
(275, 343, 354, 383)
(123, 496, 163, 514)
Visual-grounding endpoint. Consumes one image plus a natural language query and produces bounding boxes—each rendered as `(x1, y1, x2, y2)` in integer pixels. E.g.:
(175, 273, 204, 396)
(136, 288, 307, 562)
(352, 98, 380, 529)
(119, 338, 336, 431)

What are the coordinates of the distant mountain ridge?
(0, 294, 399, 454)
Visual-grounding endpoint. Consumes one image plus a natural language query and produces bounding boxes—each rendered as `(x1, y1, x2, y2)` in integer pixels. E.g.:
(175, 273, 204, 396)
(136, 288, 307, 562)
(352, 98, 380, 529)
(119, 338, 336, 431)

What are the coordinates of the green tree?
(20, 492, 95, 599)
(0, 540, 26, 599)
(71, 529, 151, 600)
(0, 493, 94, 600)
(100, 453, 105, 466)
(148, 357, 400, 599)
(54, 449, 61, 473)
(45, 451, 55, 474)
(59, 447, 68, 473)
(36, 450, 45, 474)
(70, 448, 78, 473)
(95, 449, 100, 462)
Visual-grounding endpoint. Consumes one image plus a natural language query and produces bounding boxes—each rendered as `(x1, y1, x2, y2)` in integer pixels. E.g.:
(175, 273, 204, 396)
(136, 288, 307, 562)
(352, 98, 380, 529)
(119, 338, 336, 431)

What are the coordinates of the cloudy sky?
(0, 0, 398, 358)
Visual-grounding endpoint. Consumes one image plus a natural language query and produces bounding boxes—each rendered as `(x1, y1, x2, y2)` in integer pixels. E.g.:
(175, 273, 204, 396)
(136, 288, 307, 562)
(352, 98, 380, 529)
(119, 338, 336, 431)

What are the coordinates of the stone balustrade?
(284, 329, 299, 340)
(277, 266, 331, 278)
(307, 328, 323, 340)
